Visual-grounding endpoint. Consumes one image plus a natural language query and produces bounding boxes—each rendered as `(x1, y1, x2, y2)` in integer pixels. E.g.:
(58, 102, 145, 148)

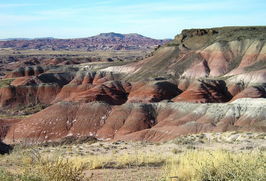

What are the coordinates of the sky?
(0, 0, 265, 39)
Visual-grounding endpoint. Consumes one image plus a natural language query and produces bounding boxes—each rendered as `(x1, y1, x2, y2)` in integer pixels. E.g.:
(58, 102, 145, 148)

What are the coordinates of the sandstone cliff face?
(1, 27, 265, 143)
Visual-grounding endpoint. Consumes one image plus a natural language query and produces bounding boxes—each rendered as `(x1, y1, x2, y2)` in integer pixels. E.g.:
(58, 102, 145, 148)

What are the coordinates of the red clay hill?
(0, 27, 265, 144)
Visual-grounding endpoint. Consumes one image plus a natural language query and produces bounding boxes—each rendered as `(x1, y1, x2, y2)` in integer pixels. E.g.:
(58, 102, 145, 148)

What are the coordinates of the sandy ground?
(28, 131, 265, 158)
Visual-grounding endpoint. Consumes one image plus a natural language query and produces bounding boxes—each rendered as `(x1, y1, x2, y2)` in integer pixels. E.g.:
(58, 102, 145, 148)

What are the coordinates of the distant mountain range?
(0, 33, 170, 51)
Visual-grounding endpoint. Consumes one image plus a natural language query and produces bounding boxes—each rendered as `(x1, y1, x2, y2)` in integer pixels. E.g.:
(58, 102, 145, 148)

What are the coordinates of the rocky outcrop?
(0, 141, 12, 154)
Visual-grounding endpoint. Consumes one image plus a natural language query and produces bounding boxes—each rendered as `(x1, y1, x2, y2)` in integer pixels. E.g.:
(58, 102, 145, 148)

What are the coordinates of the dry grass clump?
(1, 148, 167, 180)
(0, 158, 86, 181)
(26, 158, 86, 181)
(164, 150, 266, 181)
(69, 152, 167, 169)
(0, 149, 87, 181)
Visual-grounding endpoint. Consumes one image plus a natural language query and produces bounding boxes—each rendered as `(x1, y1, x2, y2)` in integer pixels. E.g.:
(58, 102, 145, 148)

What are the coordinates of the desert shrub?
(1, 148, 86, 181)
(25, 158, 86, 181)
(164, 150, 266, 181)
(172, 148, 180, 154)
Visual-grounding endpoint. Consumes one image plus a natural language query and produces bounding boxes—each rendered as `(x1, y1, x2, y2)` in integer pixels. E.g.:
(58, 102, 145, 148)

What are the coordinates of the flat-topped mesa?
(169, 26, 266, 49)
(177, 29, 218, 42)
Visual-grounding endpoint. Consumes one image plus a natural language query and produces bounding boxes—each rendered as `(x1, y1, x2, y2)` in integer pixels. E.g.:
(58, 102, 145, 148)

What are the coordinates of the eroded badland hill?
(0, 27, 265, 144)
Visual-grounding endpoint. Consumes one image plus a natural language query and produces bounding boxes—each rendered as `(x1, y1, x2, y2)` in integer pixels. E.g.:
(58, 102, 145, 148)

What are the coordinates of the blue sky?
(0, 0, 265, 39)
